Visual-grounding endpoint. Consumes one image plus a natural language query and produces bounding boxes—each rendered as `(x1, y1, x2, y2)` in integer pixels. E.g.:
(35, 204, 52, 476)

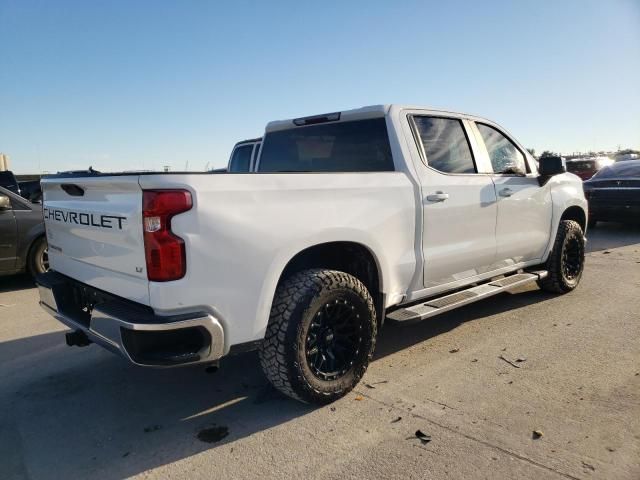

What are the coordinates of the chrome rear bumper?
(37, 271, 225, 367)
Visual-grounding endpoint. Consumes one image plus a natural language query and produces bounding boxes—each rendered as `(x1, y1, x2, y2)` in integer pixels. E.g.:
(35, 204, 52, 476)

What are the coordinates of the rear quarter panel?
(139, 173, 417, 348)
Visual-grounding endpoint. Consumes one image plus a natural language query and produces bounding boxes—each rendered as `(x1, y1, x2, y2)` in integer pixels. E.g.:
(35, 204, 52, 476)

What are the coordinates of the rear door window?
(476, 123, 528, 174)
(258, 118, 394, 172)
(228, 144, 254, 173)
(412, 116, 476, 174)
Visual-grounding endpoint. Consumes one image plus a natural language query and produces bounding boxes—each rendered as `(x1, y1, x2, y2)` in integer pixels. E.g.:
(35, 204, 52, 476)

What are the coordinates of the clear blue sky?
(1, 0, 639, 174)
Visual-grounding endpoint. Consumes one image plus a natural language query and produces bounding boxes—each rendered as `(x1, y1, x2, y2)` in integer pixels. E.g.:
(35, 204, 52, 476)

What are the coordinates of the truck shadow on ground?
(2, 287, 561, 480)
(374, 288, 556, 359)
(586, 222, 640, 253)
(0, 274, 35, 294)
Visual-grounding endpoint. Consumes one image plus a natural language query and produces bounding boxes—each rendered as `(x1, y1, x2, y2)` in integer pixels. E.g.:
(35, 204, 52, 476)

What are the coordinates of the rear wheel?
(538, 220, 585, 293)
(259, 269, 377, 404)
(27, 236, 49, 277)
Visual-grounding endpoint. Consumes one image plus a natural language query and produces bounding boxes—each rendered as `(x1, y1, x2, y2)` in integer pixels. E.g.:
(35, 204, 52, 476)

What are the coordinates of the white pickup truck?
(37, 105, 588, 404)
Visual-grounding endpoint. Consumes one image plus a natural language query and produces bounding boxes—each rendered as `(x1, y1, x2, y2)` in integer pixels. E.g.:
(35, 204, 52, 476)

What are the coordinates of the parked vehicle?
(0, 186, 48, 276)
(18, 180, 43, 203)
(227, 138, 262, 173)
(36, 105, 587, 404)
(0, 170, 22, 196)
(583, 159, 640, 228)
(0, 170, 43, 202)
(566, 157, 613, 181)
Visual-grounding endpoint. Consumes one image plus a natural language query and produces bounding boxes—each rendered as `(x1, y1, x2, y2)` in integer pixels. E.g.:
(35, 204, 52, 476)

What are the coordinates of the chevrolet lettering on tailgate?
(43, 208, 126, 230)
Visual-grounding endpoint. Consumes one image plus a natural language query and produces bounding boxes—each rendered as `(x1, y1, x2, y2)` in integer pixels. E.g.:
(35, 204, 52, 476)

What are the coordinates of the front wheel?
(259, 269, 377, 404)
(538, 220, 585, 293)
(27, 236, 49, 277)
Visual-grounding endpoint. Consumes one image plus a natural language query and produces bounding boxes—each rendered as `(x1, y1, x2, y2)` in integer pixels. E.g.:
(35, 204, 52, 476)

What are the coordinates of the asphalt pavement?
(1, 222, 638, 479)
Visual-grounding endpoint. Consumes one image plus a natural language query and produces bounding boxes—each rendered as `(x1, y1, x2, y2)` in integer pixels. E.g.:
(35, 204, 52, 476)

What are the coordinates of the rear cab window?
(258, 118, 394, 172)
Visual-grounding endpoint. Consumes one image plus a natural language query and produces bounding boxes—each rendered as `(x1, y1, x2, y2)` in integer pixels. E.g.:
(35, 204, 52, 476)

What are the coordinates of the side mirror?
(539, 156, 566, 176)
(0, 195, 11, 210)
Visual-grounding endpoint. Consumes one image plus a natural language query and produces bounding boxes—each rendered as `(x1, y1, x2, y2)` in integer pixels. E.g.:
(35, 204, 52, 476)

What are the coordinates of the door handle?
(426, 191, 449, 202)
(499, 188, 513, 197)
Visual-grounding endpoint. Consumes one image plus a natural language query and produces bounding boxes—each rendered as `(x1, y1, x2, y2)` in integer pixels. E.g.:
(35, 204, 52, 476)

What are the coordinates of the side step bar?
(386, 271, 548, 323)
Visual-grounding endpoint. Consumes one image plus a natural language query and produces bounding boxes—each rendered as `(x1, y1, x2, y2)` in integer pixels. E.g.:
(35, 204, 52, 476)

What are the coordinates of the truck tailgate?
(42, 176, 150, 305)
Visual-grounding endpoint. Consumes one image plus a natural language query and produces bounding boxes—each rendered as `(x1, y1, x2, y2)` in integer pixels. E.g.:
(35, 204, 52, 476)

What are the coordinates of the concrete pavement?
(1, 222, 638, 479)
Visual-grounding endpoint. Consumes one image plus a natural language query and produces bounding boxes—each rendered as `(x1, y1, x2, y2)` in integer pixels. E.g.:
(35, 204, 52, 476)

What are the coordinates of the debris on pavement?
(391, 416, 402, 423)
(197, 425, 229, 444)
(414, 430, 432, 444)
(364, 383, 376, 389)
(471, 358, 478, 362)
(532, 430, 544, 439)
(498, 355, 522, 368)
(516, 357, 527, 363)
(354, 395, 364, 401)
(582, 461, 596, 471)
(449, 348, 460, 353)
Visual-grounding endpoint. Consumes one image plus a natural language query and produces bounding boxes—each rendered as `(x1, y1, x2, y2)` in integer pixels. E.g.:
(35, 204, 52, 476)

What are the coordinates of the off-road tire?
(538, 220, 585, 293)
(259, 269, 377, 404)
(27, 236, 49, 277)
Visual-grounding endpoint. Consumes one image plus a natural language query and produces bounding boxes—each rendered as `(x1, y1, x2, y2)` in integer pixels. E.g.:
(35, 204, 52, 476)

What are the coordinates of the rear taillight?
(142, 190, 192, 281)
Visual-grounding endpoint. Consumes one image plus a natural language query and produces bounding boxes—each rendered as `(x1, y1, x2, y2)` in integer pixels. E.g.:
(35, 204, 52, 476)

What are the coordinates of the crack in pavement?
(423, 397, 458, 410)
(354, 389, 584, 480)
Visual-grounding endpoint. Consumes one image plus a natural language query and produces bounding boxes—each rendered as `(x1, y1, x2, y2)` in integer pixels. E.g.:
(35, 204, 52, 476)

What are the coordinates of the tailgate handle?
(61, 184, 85, 196)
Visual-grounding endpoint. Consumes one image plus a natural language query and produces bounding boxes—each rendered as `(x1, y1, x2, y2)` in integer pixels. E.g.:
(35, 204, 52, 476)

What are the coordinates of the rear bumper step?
(387, 271, 547, 323)
(37, 271, 225, 367)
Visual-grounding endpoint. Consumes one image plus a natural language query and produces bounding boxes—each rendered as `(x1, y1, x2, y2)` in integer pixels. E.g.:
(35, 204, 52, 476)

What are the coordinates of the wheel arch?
(541, 180, 588, 262)
(560, 205, 587, 232)
(25, 233, 47, 274)
(271, 241, 386, 328)
(18, 225, 46, 272)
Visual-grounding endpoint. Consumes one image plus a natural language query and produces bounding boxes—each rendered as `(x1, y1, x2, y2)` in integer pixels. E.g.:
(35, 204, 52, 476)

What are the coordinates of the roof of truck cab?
(265, 104, 494, 132)
(234, 137, 262, 146)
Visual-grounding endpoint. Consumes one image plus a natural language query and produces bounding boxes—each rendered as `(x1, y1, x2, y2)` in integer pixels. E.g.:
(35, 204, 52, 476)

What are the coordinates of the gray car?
(0, 185, 48, 276)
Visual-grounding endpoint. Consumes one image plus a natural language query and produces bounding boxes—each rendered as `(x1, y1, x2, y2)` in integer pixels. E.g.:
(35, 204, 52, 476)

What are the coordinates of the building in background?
(0, 153, 10, 171)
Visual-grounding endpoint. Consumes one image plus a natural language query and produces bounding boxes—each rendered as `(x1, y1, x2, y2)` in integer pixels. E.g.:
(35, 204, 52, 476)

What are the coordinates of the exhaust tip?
(65, 330, 91, 347)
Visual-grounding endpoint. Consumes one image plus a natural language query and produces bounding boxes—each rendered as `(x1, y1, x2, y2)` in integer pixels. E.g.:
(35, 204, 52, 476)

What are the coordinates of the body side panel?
(140, 173, 417, 347)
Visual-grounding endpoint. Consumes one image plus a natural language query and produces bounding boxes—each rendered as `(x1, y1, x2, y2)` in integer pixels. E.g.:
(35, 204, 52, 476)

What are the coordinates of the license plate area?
(38, 272, 122, 328)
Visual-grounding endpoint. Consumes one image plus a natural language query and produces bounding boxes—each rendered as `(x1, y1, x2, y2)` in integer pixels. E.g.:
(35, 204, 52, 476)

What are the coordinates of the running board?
(386, 271, 548, 323)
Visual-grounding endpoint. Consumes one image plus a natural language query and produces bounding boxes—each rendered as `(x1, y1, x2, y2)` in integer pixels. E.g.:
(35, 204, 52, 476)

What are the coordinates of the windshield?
(567, 161, 596, 173)
(592, 161, 640, 179)
(258, 118, 394, 172)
